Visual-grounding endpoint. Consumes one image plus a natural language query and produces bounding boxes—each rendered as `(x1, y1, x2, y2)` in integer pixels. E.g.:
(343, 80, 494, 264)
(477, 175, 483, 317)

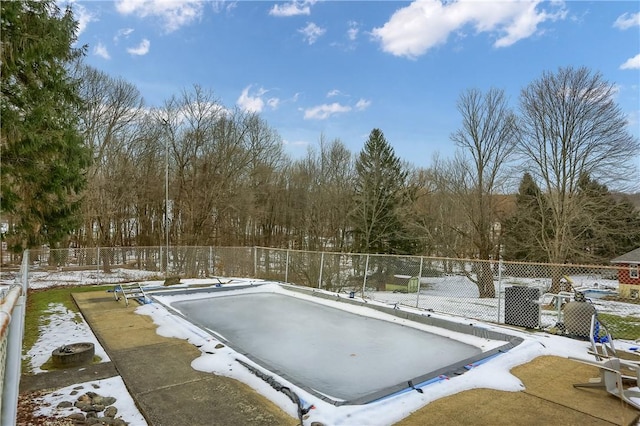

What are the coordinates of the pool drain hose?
(235, 358, 312, 425)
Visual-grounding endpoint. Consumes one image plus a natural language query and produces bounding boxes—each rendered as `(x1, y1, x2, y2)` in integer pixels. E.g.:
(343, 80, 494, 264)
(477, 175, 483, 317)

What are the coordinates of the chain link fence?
(253, 248, 639, 341)
(17, 246, 640, 341)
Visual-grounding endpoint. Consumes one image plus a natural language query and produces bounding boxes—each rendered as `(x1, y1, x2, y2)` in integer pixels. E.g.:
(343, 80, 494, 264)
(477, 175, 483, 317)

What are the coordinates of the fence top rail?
(21, 246, 630, 272)
(255, 246, 624, 271)
(0, 285, 23, 340)
(30, 245, 254, 252)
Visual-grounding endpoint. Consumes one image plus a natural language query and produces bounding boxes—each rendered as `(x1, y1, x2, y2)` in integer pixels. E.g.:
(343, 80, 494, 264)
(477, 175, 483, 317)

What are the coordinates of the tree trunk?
(476, 261, 495, 298)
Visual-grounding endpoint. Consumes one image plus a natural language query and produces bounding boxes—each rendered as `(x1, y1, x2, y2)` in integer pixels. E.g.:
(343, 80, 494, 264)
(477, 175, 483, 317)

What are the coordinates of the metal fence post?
(416, 256, 424, 308)
(285, 250, 289, 283)
(209, 246, 213, 275)
(253, 246, 257, 278)
(318, 252, 324, 289)
(362, 254, 370, 296)
(497, 257, 503, 323)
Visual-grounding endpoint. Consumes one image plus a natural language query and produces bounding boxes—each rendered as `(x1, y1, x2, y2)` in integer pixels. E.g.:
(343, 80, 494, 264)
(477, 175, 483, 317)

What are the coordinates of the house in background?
(610, 247, 640, 299)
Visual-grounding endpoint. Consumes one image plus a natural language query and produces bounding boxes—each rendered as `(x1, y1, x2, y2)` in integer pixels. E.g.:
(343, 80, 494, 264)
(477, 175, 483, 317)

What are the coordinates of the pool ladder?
(113, 283, 151, 307)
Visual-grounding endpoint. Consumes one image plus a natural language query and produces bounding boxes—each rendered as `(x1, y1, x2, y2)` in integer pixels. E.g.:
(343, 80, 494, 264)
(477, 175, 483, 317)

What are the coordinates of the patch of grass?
(163, 276, 181, 286)
(598, 312, 640, 341)
(23, 285, 112, 373)
(39, 354, 103, 371)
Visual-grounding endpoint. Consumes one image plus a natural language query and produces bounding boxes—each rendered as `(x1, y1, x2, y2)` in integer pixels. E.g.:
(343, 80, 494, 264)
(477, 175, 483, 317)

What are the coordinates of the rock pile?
(55, 390, 127, 425)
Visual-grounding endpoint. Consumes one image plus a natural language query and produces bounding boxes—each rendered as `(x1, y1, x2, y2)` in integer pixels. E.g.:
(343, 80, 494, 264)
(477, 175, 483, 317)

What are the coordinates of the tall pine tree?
(574, 174, 640, 263)
(503, 172, 640, 264)
(502, 173, 550, 262)
(1, 1, 90, 252)
(350, 129, 409, 254)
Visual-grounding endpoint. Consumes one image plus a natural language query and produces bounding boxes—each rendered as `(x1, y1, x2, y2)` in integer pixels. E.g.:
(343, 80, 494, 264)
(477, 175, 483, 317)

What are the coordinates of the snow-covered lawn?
(22, 302, 147, 425)
(25, 303, 110, 374)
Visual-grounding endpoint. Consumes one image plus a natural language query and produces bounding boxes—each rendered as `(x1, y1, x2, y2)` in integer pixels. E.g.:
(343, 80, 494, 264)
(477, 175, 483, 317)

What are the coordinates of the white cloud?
(238, 87, 264, 113)
(114, 28, 134, 43)
(283, 139, 309, 147)
(299, 22, 326, 45)
(613, 12, 640, 30)
(93, 42, 111, 59)
(115, 0, 203, 32)
(211, 1, 238, 14)
(267, 97, 280, 109)
(372, 0, 567, 59)
(73, 3, 96, 36)
(327, 89, 343, 98)
(269, 1, 316, 17)
(620, 53, 640, 70)
(127, 39, 150, 56)
(347, 21, 359, 41)
(355, 98, 371, 111)
(237, 86, 280, 113)
(304, 103, 351, 120)
(492, 2, 564, 48)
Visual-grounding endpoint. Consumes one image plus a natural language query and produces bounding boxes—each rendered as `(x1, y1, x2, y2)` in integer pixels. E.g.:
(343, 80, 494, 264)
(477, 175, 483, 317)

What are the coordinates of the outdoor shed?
(610, 247, 640, 299)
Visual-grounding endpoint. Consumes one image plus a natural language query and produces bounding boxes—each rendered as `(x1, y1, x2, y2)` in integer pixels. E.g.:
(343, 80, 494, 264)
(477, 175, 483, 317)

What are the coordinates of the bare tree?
(403, 161, 465, 258)
(518, 66, 639, 290)
(319, 137, 354, 251)
(157, 85, 288, 248)
(158, 86, 229, 246)
(449, 88, 518, 297)
(130, 116, 166, 249)
(293, 135, 354, 251)
(75, 65, 145, 259)
(231, 113, 287, 246)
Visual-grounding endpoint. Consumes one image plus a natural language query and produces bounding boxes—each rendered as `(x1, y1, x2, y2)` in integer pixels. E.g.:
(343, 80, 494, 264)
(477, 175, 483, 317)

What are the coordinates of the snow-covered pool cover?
(153, 283, 522, 405)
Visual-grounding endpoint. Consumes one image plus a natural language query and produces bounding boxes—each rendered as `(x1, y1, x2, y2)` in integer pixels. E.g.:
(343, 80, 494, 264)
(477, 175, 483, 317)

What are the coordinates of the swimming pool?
(150, 282, 523, 406)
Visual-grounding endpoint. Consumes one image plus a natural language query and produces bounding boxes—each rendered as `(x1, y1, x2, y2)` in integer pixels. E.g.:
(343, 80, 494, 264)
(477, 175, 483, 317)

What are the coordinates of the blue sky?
(71, 0, 639, 169)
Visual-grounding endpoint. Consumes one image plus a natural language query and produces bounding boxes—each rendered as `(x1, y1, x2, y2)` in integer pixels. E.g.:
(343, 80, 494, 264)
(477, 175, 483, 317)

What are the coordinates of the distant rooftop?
(611, 247, 640, 264)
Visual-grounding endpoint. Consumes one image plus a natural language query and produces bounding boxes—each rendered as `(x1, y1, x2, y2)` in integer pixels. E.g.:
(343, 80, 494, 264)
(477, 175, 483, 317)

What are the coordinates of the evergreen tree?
(1, 1, 89, 252)
(503, 172, 640, 264)
(574, 174, 640, 262)
(611, 198, 640, 257)
(350, 129, 409, 254)
(502, 173, 550, 262)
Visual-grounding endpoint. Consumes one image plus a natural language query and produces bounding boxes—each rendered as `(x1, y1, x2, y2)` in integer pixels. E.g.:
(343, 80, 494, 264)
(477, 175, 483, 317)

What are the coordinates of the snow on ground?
(366, 274, 639, 327)
(33, 376, 147, 425)
(138, 281, 637, 426)
(15, 272, 640, 426)
(26, 268, 160, 289)
(23, 302, 147, 425)
(26, 303, 110, 374)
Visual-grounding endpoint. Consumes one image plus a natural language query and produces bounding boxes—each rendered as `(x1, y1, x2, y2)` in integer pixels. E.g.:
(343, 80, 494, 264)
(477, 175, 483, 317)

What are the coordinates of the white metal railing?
(1, 250, 28, 426)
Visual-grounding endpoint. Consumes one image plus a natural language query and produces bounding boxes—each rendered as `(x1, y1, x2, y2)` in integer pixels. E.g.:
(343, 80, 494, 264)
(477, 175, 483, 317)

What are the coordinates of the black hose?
(235, 358, 313, 425)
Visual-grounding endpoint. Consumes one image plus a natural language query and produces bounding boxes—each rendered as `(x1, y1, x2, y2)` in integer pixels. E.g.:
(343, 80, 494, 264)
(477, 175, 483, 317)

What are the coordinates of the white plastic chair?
(588, 313, 617, 361)
(571, 357, 640, 411)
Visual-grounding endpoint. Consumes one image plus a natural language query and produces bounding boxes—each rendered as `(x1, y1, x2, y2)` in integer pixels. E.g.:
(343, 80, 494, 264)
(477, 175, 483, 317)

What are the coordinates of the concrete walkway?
(72, 290, 639, 426)
(19, 361, 117, 393)
(72, 291, 298, 426)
